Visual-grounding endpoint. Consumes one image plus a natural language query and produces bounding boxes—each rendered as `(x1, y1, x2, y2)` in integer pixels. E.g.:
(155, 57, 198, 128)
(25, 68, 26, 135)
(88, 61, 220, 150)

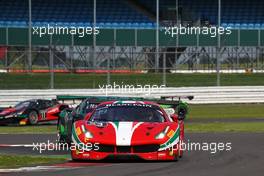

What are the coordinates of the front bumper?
(0, 116, 19, 125)
(71, 147, 179, 161)
(0, 115, 27, 125)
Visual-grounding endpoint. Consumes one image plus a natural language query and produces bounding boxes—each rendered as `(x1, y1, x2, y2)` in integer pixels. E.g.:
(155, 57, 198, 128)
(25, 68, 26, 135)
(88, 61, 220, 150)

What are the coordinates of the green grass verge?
(0, 126, 56, 134)
(0, 154, 67, 169)
(186, 122, 264, 133)
(1, 73, 264, 89)
(189, 104, 264, 119)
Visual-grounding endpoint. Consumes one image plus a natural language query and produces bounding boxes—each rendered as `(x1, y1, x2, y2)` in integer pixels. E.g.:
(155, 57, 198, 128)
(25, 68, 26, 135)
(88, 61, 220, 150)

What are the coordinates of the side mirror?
(170, 114, 178, 122)
(84, 112, 92, 120)
(178, 108, 187, 120)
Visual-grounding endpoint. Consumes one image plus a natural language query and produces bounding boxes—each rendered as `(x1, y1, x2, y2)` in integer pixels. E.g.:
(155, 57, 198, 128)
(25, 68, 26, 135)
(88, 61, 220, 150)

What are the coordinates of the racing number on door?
(40, 111, 46, 120)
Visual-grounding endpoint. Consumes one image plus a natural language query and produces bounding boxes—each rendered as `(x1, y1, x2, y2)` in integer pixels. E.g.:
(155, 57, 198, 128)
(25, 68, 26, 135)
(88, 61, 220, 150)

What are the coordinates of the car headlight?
(155, 132, 166, 139)
(85, 131, 93, 139)
(81, 125, 93, 139)
(155, 126, 169, 139)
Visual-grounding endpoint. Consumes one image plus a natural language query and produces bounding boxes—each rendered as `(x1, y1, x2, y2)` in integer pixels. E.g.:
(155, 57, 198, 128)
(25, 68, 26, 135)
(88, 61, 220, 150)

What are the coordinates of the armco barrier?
(0, 86, 264, 107)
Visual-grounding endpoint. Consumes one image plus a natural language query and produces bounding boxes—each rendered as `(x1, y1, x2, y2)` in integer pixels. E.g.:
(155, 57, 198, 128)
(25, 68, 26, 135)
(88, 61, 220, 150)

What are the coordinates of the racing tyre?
(57, 132, 63, 144)
(178, 141, 183, 158)
(174, 155, 179, 161)
(28, 111, 38, 125)
(57, 119, 66, 143)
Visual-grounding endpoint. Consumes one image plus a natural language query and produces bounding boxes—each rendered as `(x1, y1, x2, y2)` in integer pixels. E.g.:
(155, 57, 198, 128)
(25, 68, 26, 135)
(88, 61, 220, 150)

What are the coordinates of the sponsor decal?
(163, 108, 175, 115)
(76, 127, 82, 136)
(167, 129, 175, 138)
(159, 126, 180, 151)
(106, 103, 152, 108)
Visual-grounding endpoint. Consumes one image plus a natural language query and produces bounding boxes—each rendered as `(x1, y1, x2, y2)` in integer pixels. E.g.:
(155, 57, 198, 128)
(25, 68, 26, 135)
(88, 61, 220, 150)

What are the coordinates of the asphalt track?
(0, 133, 264, 176)
(186, 117, 264, 123)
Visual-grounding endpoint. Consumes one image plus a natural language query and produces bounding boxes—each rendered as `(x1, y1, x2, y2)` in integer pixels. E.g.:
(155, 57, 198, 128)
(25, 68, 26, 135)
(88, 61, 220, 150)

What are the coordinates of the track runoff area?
(0, 133, 264, 175)
(0, 100, 264, 176)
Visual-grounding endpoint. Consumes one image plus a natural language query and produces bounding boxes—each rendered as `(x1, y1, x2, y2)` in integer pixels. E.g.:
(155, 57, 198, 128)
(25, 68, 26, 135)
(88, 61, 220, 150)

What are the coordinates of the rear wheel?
(28, 111, 38, 125)
(174, 155, 179, 161)
(173, 155, 179, 161)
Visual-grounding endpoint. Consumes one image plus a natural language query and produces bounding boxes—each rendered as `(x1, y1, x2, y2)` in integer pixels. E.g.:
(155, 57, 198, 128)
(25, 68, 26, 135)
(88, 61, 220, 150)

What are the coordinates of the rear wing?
(56, 95, 193, 108)
(56, 95, 146, 103)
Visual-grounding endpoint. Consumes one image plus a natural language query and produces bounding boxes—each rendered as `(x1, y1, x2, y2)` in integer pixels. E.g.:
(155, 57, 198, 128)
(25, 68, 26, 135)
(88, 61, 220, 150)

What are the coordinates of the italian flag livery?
(71, 101, 184, 161)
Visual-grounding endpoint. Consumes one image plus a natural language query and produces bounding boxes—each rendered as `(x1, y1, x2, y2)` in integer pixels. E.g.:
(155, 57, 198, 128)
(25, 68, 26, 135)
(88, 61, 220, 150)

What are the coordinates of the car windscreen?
(84, 103, 97, 113)
(14, 101, 31, 110)
(89, 104, 165, 123)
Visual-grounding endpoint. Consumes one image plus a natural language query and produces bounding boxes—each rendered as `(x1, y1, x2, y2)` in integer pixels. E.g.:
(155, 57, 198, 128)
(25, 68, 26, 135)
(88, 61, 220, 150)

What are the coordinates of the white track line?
(0, 144, 35, 147)
(0, 166, 71, 172)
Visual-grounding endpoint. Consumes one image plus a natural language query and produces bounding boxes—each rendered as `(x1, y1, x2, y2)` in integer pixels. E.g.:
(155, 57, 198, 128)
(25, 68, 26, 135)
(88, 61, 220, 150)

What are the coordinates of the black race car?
(0, 99, 68, 125)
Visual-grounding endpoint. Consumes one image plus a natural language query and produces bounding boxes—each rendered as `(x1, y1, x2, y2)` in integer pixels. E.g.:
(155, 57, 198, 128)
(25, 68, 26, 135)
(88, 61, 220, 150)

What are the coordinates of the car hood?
(72, 121, 180, 147)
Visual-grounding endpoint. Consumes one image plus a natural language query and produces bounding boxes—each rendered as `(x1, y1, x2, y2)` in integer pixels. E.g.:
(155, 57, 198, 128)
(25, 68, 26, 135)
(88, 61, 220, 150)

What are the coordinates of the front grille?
(105, 155, 141, 161)
(117, 146, 131, 153)
(133, 145, 160, 153)
(95, 145, 159, 153)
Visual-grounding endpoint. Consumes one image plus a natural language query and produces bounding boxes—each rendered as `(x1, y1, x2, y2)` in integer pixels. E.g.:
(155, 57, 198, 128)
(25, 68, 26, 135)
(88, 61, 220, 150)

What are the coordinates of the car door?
(37, 100, 50, 121)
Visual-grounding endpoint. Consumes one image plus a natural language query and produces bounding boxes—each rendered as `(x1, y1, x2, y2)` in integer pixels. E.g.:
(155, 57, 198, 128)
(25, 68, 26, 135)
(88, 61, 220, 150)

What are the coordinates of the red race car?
(0, 99, 68, 125)
(71, 98, 191, 161)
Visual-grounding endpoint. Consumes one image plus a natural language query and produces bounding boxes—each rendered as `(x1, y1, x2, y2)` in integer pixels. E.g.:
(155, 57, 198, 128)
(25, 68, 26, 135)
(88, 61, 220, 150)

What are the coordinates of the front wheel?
(28, 111, 39, 125)
(57, 120, 67, 144)
(57, 132, 63, 143)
